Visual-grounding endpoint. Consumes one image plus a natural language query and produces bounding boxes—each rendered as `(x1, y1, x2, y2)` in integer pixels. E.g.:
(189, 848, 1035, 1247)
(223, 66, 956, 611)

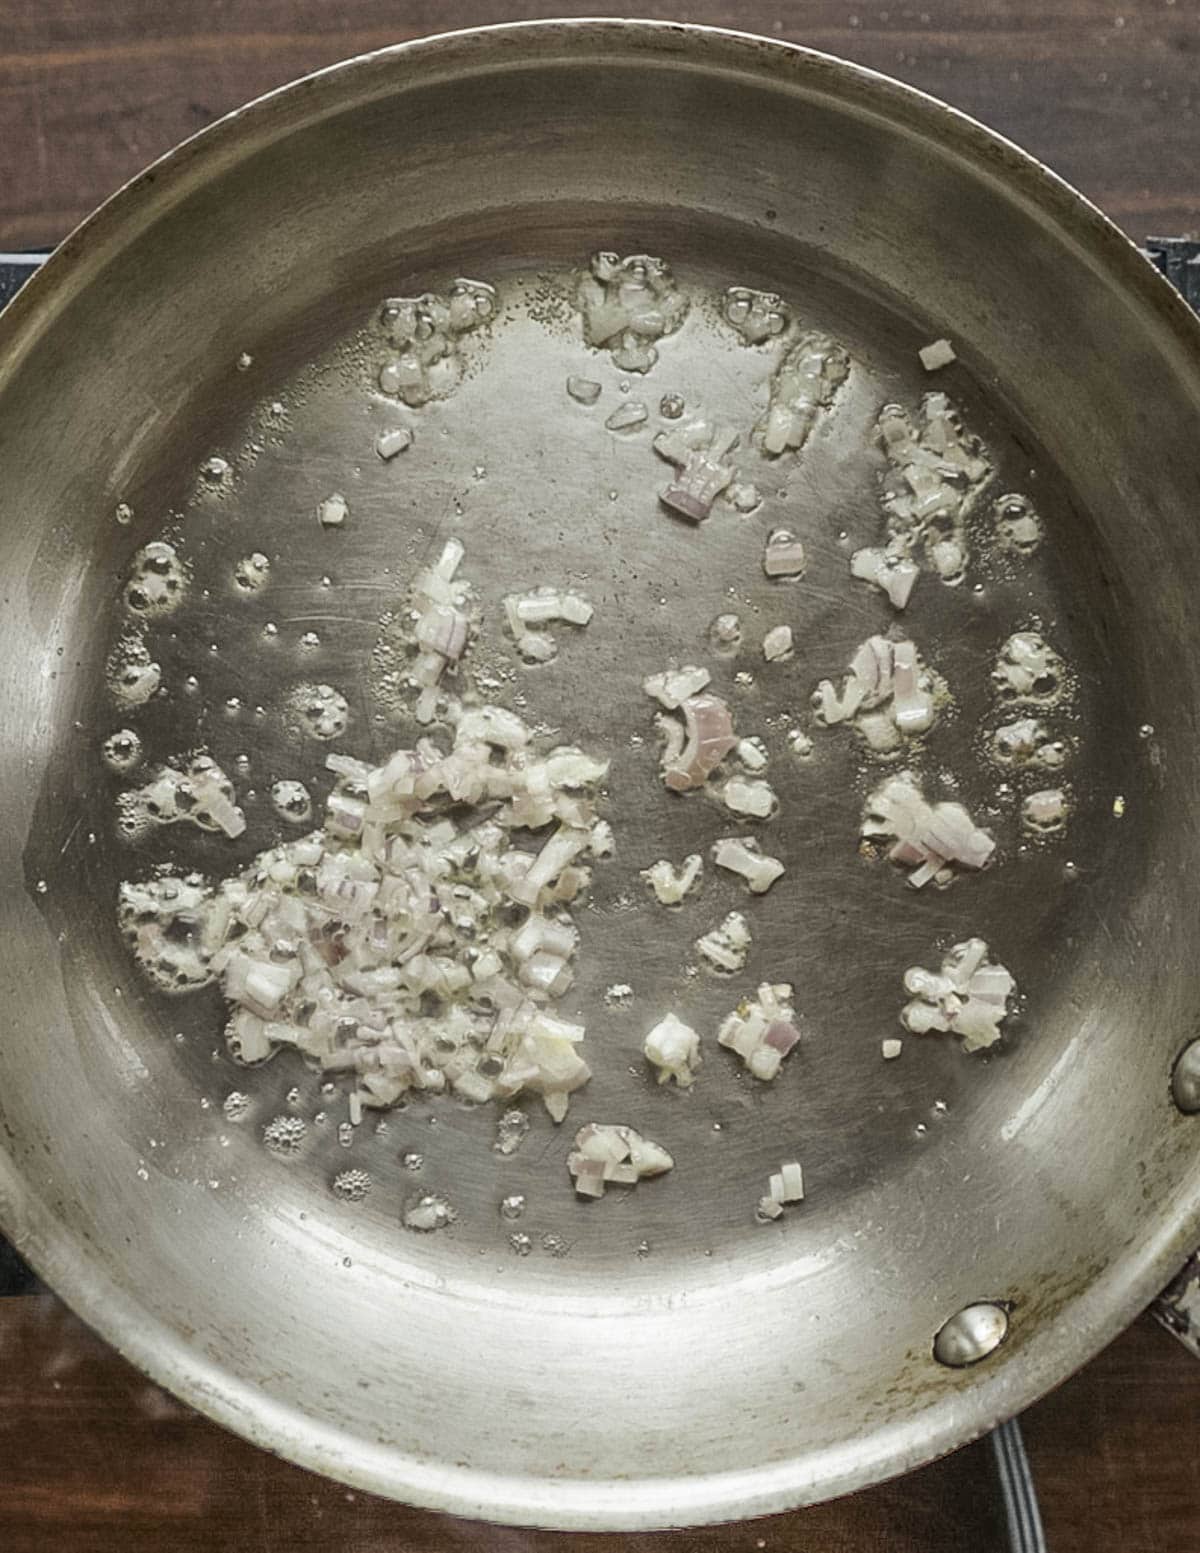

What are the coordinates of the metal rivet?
(1172, 1039, 1200, 1114)
(933, 1302, 1009, 1367)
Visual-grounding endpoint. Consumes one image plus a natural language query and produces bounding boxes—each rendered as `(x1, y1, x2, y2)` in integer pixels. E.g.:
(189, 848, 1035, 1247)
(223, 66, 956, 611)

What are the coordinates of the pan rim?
(1, 17, 1198, 1530)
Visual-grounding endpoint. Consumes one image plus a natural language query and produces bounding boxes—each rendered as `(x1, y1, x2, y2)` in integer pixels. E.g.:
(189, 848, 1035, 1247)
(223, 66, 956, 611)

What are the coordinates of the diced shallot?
(918, 338, 956, 371)
(661, 694, 737, 792)
(719, 983, 801, 1081)
(861, 771, 994, 888)
(643, 1013, 702, 1086)
(760, 332, 850, 456)
(813, 633, 941, 751)
(643, 664, 711, 709)
(763, 529, 806, 578)
(696, 912, 752, 974)
(719, 777, 777, 819)
(901, 938, 1015, 1052)
(504, 588, 593, 663)
(641, 854, 703, 905)
(762, 625, 794, 662)
(568, 1123, 674, 1197)
(850, 543, 920, 610)
(711, 837, 784, 895)
(653, 419, 740, 522)
(119, 547, 611, 1131)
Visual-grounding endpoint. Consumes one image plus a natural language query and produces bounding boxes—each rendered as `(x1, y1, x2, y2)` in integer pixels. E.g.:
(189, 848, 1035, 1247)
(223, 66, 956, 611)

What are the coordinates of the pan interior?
(1, 29, 1196, 1527)
(48, 226, 1129, 1279)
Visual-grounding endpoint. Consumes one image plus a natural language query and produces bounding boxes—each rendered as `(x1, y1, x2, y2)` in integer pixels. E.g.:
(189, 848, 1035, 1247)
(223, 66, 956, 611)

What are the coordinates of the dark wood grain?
(0, 1294, 1195, 1553)
(0, 4, 1197, 1548)
(0, 0, 1196, 247)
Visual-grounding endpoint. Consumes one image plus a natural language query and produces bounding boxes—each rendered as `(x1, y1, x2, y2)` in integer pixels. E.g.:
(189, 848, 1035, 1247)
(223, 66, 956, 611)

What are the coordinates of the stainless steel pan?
(1, 19, 1199, 1531)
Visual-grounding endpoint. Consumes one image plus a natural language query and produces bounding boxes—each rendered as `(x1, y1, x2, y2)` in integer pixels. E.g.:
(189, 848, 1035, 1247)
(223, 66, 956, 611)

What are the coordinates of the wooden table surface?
(0, 1, 1197, 1548)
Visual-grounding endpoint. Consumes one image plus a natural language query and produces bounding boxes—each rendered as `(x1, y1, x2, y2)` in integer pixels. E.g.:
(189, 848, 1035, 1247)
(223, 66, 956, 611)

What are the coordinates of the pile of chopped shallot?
(120, 704, 613, 1124)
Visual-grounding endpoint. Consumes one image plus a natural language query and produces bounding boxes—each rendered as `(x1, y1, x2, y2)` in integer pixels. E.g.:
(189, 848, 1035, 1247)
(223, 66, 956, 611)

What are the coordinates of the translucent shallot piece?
(853, 392, 990, 601)
(763, 529, 806, 578)
(719, 983, 801, 1081)
(918, 338, 956, 371)
(566, 376, 602, 405)
(660, 694, 737, 792)
(850, 541, 920, 610)
(642, 1013, 702, 1086)
(653, 419, 740, 522)
(724, 285, 790, 345)
(711, 836, 785, 894)
(318, 493, 348, 529)
(862, 770, 994, 888)
(813, 634, 944, 754)
(990, 717, 1069, 771)
(576, 251, 688, 372)
(643, 664, 711, 709)
(759, 331, 850, 456)
(118, 754, 245, 840)
(901, 937, 1016, 1052)
(568, 1123, 673, 1197)
(641, 854, 703, 905)
(378, 279, 496, 406)
(719, 777, 778, 819)
(504, 588, 593, 664)
(696, 911, 752, 973)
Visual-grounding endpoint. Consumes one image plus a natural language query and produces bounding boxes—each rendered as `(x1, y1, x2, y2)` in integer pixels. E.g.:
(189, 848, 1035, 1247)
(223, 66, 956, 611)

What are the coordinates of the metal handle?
(1152, 1252, 1200, 1357)
(991, 1417, 1048, 1553)
(0, 250, 50, 309)
(1143, 237, 1200, 312)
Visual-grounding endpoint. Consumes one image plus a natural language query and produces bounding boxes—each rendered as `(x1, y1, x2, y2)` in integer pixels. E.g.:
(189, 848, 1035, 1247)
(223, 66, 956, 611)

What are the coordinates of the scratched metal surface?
(0, 22, 1199, 1530)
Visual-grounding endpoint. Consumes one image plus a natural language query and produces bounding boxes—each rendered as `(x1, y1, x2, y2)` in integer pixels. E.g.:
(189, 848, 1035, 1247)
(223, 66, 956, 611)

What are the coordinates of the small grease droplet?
(332, 1168, 371, 1202)
(262, 1115, 305, 1155)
